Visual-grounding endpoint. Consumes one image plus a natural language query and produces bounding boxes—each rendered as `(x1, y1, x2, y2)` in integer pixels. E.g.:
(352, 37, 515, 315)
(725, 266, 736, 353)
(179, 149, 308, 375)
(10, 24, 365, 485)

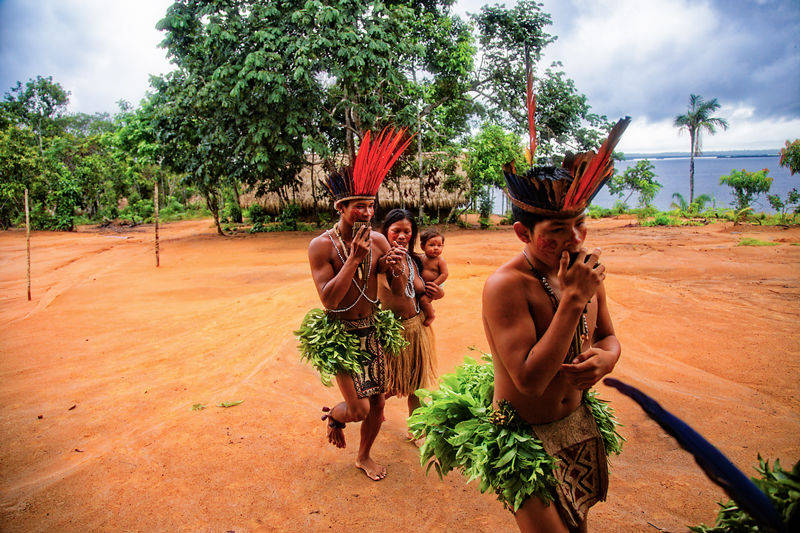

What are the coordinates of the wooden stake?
(25, 188, 31, 301)
(154, 178, 160, 267)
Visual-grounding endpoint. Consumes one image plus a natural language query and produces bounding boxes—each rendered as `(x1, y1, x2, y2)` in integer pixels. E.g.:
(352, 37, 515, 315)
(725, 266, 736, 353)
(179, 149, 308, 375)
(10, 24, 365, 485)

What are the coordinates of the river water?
(492, 155, 796, 214)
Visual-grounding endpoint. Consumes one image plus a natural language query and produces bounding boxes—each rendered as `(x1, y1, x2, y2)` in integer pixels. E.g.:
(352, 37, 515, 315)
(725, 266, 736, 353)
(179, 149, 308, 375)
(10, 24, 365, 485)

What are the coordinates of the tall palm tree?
(674, 94, 729, 203)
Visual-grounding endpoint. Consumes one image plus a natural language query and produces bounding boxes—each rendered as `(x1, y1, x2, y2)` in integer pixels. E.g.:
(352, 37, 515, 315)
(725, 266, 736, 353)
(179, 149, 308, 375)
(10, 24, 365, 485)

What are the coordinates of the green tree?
(608, 159, 662, 207)
(719, 168, 772, 211)
(463, 123, 526, 212)
(779, 139, 800, 175)
(0, 114, 42, 228)
(3, 76, 70, 163)
(470, 2, 611, 157)
(674, 94, 729, 203)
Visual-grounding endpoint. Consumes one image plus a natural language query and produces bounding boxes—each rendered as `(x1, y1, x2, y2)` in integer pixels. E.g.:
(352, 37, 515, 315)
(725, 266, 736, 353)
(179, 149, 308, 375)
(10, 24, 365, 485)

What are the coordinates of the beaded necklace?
(404, 252, 420, 314)
(521, 249, 589, 363)
(324, 224, 378, 313)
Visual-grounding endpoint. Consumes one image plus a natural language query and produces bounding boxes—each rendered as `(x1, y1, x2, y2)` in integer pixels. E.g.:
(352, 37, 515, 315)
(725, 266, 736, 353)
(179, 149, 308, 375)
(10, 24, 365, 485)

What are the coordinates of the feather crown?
(324, 127, 414, 209)
(504, 46, 630, 218)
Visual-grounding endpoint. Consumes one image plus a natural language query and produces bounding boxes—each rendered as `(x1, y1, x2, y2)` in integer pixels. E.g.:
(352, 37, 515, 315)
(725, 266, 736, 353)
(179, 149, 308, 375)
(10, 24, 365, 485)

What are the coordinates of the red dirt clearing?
(1, 218, 798, 531)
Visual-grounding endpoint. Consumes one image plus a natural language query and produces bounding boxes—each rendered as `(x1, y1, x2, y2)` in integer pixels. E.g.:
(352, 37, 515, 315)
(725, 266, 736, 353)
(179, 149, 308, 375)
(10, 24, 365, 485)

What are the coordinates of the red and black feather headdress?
(504, 45, 630, 218)
(324, 127, 414, 209)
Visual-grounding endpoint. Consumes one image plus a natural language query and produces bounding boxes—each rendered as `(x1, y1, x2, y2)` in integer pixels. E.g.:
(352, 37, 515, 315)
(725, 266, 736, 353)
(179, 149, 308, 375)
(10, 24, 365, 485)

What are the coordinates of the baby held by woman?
(418, 229, 448, 326)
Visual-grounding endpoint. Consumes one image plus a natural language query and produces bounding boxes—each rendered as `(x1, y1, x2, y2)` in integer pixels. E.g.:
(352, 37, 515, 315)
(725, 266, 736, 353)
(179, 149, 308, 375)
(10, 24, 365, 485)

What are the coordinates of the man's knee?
(349, 402, 370, 422)
(370, 394, 385, 413)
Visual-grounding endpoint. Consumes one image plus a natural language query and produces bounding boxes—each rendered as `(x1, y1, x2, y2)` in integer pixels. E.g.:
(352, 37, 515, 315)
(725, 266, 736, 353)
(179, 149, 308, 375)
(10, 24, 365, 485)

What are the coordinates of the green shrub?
(719, 168, 772, 210)
(737, 237, 778, 247)
(641, 213, 675, 226)
(611, 200, 630, 215)
(690, 456, 799, 532)
(247, 204, 269, 225)
(223, 200, 242, 224)
(277, 203, 300, 230)
(587, 205, 614, 218)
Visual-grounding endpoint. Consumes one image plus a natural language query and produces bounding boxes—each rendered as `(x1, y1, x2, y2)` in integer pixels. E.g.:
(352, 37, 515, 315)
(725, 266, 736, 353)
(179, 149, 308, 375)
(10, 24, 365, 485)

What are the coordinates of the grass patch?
(737, 237, 779, 247)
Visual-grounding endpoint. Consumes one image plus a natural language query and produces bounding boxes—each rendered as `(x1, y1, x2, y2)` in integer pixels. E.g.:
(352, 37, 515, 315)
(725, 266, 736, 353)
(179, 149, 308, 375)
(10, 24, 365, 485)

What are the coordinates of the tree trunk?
(25, 188, 31, 301)
(345, 107, 356, 163)
(310, 151, 318, 219)
(203, 185, 224, 236)
(232, 181, 243, 223)
(689, 130, 696, 204)
(154, 178, 160, 267)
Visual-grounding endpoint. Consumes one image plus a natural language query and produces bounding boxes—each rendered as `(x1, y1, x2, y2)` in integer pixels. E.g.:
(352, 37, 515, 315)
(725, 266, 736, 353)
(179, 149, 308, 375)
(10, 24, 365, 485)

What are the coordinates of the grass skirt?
(407, 353, 623, 513)
(386, 313, 438, 397)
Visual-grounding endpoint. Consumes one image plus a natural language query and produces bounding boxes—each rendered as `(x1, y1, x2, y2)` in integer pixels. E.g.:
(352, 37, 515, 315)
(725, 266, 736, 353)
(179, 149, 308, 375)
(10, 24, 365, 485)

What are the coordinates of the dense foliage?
(2, 2, 626, 231)
(408, 353, 623, 512)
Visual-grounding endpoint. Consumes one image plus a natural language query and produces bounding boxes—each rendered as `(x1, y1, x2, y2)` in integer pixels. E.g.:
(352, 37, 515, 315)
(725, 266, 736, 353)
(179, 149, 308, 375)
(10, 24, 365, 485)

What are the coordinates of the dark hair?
(381, 208, 423, 272)
(420, 229, 444, 247)
(512, 204, 548, 231)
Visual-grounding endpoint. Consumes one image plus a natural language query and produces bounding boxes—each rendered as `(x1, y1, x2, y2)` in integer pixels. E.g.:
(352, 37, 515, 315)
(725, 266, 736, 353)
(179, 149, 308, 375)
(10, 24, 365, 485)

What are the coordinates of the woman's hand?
(424, 282, 444, 300)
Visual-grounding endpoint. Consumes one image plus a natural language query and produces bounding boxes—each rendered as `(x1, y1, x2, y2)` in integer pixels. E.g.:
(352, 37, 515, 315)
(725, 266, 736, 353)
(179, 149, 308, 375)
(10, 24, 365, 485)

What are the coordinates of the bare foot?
(325, 422, 345, 448)
(355, 457, 386, 481)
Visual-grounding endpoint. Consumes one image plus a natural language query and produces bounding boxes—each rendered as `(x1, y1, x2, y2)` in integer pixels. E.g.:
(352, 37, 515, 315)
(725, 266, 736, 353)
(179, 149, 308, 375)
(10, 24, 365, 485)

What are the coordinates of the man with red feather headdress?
(408, 46, 629, 530)
(296, 128, 413, 481)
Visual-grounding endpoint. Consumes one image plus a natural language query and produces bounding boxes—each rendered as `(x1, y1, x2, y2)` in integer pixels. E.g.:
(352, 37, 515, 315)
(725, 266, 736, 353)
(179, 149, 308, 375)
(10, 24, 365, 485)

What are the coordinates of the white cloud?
(616, 106, 800, 153)
(1, 0, 173, 114)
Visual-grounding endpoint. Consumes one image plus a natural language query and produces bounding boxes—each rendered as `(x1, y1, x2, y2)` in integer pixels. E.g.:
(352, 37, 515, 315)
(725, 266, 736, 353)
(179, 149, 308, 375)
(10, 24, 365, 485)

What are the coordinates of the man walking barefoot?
(298, 128, 412, 480)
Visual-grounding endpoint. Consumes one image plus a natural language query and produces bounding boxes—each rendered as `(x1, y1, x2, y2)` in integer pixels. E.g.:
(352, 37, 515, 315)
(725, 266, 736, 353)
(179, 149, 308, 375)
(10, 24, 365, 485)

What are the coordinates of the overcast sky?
(1, 0, 798, 152)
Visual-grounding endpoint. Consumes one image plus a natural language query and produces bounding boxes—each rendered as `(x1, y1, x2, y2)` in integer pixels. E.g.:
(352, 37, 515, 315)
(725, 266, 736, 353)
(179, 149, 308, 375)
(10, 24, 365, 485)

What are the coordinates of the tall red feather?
(352, 127, 414, 196)
(525, 45, 536, 164)
(563, 117, 631, 208)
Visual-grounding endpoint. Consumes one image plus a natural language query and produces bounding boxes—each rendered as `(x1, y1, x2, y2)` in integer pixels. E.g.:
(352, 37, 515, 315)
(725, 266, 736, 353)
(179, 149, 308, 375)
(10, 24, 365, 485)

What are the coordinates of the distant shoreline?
(624, 150, 779, 160)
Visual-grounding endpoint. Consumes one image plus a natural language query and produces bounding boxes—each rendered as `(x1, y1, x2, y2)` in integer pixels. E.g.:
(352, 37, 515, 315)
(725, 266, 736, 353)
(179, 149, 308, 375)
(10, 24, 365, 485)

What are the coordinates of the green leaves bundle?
(584, 388, 625, 455)
(295, 307, 407, 386)
(373, 308, 409, 357)
(408, 354, 559, 512)
(690, 456, 799, 532)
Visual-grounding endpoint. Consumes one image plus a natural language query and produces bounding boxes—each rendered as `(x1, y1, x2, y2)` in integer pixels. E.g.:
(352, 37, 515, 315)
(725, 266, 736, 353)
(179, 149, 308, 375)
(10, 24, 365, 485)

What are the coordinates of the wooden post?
(25, 188, 31, 301)
(154, 178, 160, 267)
(417, 107, 424, 219)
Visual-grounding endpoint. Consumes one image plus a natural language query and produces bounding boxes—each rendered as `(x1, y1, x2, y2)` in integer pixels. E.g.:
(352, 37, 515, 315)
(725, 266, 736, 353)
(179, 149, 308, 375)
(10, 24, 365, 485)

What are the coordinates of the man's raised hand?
(557, 248, 606, 304)
(350, 224, 372, 260)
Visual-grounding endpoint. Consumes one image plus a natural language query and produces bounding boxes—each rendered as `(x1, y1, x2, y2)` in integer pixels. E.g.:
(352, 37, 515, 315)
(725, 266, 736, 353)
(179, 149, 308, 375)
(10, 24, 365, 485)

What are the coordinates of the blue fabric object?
(603, 377, 786, 532)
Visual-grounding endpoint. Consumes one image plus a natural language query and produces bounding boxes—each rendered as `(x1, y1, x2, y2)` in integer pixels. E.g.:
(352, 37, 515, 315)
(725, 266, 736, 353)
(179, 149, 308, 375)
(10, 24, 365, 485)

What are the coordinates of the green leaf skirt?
(407, 353, 624, 513)
(295, 307, 408, 387)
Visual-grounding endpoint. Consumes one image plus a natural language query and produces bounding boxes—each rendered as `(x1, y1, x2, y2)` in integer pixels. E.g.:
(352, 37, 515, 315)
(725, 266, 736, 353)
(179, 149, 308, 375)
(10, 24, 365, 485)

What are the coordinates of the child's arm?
(432, 257, 448, 285)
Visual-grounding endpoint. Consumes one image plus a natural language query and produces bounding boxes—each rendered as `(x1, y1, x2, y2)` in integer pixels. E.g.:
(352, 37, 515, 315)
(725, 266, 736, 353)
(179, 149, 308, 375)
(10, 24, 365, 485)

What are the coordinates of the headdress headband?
(504, 45, 630, 217)
(324, 127, 414, 209)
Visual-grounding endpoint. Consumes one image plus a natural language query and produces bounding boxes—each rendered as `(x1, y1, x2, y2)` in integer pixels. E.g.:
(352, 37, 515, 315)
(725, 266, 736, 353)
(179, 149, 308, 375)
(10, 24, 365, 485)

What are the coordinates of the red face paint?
(535, 236, 559, 253)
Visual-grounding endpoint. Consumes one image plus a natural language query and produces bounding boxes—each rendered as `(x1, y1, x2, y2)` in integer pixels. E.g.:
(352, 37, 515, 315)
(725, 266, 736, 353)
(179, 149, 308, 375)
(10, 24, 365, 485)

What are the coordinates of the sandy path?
(1, 218, 798, 532)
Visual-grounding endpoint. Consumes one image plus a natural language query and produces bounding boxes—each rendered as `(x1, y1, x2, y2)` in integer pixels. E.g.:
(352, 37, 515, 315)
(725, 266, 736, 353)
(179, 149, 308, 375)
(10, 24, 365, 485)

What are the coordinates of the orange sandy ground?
(1, 218, 798, 532)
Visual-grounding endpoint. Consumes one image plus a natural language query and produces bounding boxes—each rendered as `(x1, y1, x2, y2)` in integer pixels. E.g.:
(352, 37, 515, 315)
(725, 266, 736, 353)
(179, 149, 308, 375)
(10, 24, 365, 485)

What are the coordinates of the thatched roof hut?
(242, 153, 468, 217)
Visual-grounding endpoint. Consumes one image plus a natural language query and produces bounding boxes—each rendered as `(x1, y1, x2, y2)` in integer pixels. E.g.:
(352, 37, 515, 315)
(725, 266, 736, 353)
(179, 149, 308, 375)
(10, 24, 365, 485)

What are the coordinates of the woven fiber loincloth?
(386, 313, 438, 397)
(340, 315, 385, 398)
(530, 403, 609, 531)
